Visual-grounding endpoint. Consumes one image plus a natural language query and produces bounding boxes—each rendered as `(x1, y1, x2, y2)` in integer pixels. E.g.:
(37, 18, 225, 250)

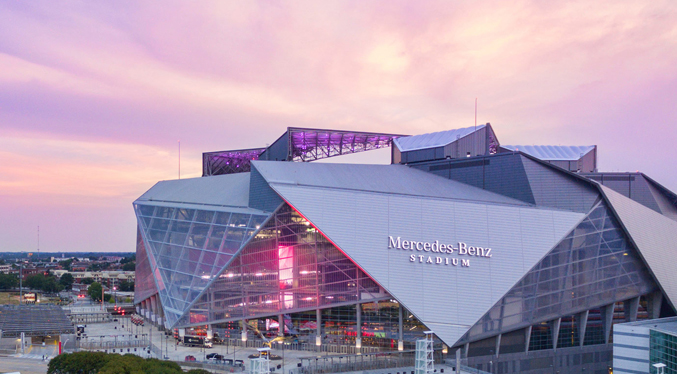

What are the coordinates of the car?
(185, 355, 196, 361)
(206, 353, 219, 359)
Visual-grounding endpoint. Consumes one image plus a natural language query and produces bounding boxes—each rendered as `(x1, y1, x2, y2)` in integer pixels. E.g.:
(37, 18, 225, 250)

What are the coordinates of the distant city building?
(52, 270, 135, 286)
(134, 125, 677, 374)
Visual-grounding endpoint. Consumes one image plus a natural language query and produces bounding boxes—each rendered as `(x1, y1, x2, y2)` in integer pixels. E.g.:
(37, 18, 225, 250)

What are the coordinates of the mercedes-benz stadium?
(134, 124, 677, 374)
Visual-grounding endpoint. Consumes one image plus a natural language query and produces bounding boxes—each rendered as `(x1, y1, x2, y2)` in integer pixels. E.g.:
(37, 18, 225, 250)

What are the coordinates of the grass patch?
(0, 291, 20, 305)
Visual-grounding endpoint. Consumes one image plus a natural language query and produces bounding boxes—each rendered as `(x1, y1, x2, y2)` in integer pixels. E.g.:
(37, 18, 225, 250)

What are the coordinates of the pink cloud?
(0, 0, 676, 252)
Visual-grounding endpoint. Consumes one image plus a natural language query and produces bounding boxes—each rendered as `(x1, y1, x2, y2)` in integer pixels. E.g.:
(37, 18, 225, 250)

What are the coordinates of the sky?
(0, 1, 676, 253)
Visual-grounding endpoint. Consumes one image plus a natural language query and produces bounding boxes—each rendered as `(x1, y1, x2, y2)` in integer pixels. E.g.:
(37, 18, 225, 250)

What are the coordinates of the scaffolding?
(250, 347, 271, 374)
(415, 331, 434, 374)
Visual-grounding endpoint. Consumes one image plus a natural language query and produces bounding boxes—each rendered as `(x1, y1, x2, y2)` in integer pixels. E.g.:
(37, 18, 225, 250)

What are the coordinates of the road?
(0, 356, 48, 374)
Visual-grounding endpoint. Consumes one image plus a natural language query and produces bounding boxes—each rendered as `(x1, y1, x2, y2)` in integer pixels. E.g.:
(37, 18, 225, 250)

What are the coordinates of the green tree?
(24, 274, 46, 290)
(81, 277, 94, 285)
(88, 282, 103, 301)
(47, 351, 111, 374)
(119, 280, 134, 292)
(0, 273, 18, 290)
(121, 262, 135, 271)
(58, 259, 73, 271)
(43, 276, 64, 293)
(49, 352, 184, 374)
(59, 273, 75, 290)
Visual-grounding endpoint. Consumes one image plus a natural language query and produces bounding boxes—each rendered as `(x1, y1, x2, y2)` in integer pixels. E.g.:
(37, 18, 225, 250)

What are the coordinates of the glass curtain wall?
(178, 203, 387, 328)
(135, 203, 269, 327)
(134, 228, 158, 304)
(461, 201, 657, 344)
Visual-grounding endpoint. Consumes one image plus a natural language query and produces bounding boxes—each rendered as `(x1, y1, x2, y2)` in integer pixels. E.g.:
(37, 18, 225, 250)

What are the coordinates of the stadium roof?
(501, 145, 595, 160)
(393, 125, 485, 152)
(0, 305, 74, 338)
(252, 160, 529, 206)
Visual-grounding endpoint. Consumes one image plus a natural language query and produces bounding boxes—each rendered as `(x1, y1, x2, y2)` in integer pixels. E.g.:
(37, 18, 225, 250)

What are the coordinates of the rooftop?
(393, 125, 485, 152)
(501, 145, 595, 161)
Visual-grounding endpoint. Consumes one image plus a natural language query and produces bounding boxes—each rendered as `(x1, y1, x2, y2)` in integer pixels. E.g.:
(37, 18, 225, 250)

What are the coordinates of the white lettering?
(402, 240, 410, 250)
(416, 242, 424, 251)
(468, 246, 476, 256)
(452, 258, 458, 266)
(436, 257, 443, 264)
(462, 259, 470, 267)
(458, 242, 467, 255)
(409, 255, 416, 262)
(426, 257, 433, 264)
(424, 242, 431, 251)
(388, 236, 401, 249)
(418, 255, 424, 262)
(431, 241, 439, 253)
(485, 248, 492, 258)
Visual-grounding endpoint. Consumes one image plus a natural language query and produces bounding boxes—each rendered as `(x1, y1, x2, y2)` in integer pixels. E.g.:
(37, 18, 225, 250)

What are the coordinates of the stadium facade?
(134, 125, 677, 373)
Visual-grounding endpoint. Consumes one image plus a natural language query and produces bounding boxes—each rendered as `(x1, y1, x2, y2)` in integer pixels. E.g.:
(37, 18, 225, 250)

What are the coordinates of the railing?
(444, 359, 492, 374)
(79, 336, 149, 350)
(296, 350, 447, 374)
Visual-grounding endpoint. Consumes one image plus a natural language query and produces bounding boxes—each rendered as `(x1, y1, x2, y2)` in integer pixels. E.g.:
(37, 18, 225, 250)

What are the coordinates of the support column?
(495, 334, 501, 357)
(398, 305, 404, 351)
(650, 292, 663, 319)
(578, 310, 589, 347)
(278, 314, 284, 337)
(455, 349, 461, 374)
(241, 320, 248, 342)
(552, 318, 561, 351)
(602, 303, 615, 344)
(525, 325, 532, 353)
(355, 303, 362, 351)
(464, 342, 469, 358)
(626, 296, 640, 322)
(316, 309, 322, 348)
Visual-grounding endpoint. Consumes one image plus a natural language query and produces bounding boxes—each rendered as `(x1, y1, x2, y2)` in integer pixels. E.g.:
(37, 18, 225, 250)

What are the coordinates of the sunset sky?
(1, 1, 676, 253)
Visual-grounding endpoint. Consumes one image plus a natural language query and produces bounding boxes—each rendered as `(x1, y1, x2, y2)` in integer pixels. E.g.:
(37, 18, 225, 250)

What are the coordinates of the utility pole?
(19, 261, 23, 304)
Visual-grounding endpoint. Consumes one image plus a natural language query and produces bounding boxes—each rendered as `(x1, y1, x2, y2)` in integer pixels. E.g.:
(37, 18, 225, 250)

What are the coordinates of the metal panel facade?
(268, 182, 584, 346)
(602, 185, 677, 310)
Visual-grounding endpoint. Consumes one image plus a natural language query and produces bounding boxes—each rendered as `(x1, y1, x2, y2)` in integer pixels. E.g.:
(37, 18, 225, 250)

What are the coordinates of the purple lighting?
(202, 147, 265, 176)
(287, 128, 406, 162)
(202, 127, 406, 176)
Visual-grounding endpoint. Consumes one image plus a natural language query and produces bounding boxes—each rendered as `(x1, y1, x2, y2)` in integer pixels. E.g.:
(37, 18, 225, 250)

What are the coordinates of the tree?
(81, 277, 94, 285)
(59, 273, 75, 290)
(119, 280, 134, 292)
(0, 273, 18, 290)
(43, 277, 64, 293)
(24, 274, 46, 290)
(48, 352, 184, 374)
(121, 262, 135, 271)
(88, 282, 103, 301)
(58, 259, 73, 271)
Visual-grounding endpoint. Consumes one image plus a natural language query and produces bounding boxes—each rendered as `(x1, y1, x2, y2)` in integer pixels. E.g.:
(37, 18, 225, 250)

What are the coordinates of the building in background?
(614, 317, 677, 374)
(134, 125, 677, 374)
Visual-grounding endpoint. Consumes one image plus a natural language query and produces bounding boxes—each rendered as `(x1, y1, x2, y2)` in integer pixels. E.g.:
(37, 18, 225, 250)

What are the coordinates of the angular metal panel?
(521, 156, 599, 213)
(601, 185, 677, 310)
(268, 183, 584, 346)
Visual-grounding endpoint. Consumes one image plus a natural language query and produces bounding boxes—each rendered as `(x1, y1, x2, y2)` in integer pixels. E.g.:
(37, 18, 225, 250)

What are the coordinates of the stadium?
(134, 124, 677, 373)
